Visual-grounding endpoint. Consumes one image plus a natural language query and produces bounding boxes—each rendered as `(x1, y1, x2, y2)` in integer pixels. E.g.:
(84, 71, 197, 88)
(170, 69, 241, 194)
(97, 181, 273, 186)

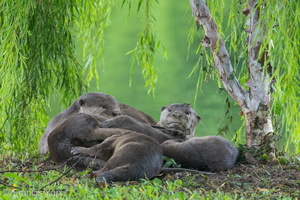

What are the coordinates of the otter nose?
(172, 111, 182, 118)
(112, 110, 121, 117)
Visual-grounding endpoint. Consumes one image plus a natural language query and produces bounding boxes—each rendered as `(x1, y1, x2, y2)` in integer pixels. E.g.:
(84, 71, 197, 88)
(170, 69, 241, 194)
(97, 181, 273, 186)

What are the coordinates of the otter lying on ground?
(48, 112, 208, 183)
(102, 103, 201, 142)
(48, 113, 127, 170)
(71, 132, 163, 184)
(101, 115, 186, 144)
(47, 112, 185, 170)
(161, 136, 239, 171)
(40, 92, 156, 155)
(39, 93, 121, 155)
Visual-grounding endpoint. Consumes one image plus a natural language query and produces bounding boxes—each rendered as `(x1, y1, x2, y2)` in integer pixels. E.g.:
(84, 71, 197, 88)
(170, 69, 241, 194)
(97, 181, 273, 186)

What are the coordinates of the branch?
(190, 0, 249, 109)
(39, 157, 83, 191)
(0, 156, 82, 191)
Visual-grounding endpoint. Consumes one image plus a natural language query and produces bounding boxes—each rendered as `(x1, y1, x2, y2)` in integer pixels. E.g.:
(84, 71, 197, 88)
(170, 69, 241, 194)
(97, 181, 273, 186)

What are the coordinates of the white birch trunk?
(189, 0, 275, 153)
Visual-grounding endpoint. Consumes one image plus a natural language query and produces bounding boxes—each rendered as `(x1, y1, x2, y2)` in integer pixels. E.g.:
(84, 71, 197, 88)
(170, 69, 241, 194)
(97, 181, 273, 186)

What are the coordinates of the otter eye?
(168, 108, 171, 112)
(101, 105, 107, 109)
(185, 111, 190, 115)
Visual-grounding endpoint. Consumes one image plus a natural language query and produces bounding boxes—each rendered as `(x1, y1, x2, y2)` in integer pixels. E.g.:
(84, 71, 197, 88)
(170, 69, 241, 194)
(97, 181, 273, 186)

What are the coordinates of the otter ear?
(196, 115, 201, 122)
(161, 106, 166, 111)
(79, 99, 85, 106)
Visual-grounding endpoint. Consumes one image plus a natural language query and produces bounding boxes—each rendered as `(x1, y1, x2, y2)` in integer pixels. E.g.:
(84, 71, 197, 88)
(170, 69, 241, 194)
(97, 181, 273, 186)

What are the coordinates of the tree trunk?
(244, 0, 274, 152)
(189, 0, 275, 156)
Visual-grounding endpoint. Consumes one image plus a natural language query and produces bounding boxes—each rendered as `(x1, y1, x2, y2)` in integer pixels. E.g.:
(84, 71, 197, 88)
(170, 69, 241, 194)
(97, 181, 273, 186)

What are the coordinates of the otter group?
(40, 92, 239, 183)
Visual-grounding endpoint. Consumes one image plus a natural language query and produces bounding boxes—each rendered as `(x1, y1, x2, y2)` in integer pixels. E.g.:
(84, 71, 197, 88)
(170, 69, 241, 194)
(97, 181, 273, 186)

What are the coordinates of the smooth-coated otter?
(101, 115, 186, 144)
(161, 136, 239, 171)
(47, 113, 128, 170)
(40, 92, 156, 155)
(101, 103, 201, 142)
(156, 103, 201, 136)
(39, 92, 121, 155)
(71, 132, 163, 184)
(47, 112, 184, 170)
(119, 103, 156, 125)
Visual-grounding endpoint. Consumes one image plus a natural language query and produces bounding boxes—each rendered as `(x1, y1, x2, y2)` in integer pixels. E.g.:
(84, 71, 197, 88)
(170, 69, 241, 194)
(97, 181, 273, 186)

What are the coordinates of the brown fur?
(101, 115, 186, 144)
(119, 103, 156, 125)
(39, 93, 121, 155)
(156, 103, 201, 136)
(161, 136, 239, 171)
(71, 132, 163, 183)
(47, 113, 130, 170)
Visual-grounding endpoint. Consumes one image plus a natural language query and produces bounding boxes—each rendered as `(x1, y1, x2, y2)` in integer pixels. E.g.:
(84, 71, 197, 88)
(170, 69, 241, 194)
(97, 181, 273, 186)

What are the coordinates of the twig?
(0, 180, 23, 190)
(0, 156, 81, 190)
(39, 157, 83, 191)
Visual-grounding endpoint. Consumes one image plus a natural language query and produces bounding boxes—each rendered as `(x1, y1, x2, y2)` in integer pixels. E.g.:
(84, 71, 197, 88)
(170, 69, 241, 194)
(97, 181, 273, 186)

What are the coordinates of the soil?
(1, 155, 299, 198)
(163, 162, 300, 198)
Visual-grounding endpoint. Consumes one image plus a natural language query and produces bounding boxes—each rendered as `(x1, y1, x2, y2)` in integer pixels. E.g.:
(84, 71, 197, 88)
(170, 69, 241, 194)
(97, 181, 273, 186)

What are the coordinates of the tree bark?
(189, 0, 275, 154)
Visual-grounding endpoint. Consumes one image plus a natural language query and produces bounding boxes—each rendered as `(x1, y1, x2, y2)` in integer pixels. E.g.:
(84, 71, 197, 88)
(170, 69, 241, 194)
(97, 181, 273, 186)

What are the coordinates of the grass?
(0, 153, 299, 199)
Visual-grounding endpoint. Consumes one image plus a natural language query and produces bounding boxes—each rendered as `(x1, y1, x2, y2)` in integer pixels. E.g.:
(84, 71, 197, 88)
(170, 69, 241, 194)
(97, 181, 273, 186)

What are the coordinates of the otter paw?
(163, 128, 186, 138)
(71, 147, 87, 155)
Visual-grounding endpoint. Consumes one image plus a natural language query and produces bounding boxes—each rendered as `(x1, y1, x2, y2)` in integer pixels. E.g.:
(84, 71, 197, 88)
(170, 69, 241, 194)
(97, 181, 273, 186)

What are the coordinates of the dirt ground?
(1, 155, 300, 198)
(164, 162, 300, 198)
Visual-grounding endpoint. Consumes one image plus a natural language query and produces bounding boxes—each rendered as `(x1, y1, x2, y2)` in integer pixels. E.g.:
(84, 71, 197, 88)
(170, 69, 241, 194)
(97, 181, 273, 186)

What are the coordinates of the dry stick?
(0, 156, 81, 190)
(39, 157, 83, 191)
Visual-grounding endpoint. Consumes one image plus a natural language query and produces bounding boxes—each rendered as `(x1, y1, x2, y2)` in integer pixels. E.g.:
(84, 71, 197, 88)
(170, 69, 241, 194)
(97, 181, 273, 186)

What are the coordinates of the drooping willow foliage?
(0, 0, 113, 152)
(188, 0, 300, 153)
(266, 0, 300, 152)
(0, 0, 299, 154)
(124, 0, 165, 96)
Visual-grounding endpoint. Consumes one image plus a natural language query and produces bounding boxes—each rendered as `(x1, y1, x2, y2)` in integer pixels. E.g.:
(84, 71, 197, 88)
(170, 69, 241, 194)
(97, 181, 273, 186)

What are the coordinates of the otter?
(71, 132, 163, 184)
(40, 92, 157, 155)
(101, 115, 186, 144)
(47, 112, 185, 170)
(47, 113, 129, 170)
(161, 136, 239, 171)
(119, 103, 156, 125)
(39, 92, 121, 155)
(156, 103, 201, 136)
(101, 103, 201, 142)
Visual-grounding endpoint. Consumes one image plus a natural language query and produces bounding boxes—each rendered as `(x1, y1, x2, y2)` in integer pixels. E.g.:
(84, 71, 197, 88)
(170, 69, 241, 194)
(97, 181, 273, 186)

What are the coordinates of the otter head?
(157, 103, 201, 136)
(78, 93, 121, 119)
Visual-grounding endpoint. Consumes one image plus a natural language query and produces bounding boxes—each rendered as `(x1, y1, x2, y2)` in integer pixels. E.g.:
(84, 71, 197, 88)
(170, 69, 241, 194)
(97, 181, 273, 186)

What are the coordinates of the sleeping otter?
(101, 115, 185, 144)
(39, 93, 121, 155)
(71, 132, 163, 184)
(47, 113, 128, 170)
(47, 112, 184, 170)
(39, 92, 156, 155)
(119, 103, 156, 125)
(161, 136, 239, 171)
(101, 103, 201, 142)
